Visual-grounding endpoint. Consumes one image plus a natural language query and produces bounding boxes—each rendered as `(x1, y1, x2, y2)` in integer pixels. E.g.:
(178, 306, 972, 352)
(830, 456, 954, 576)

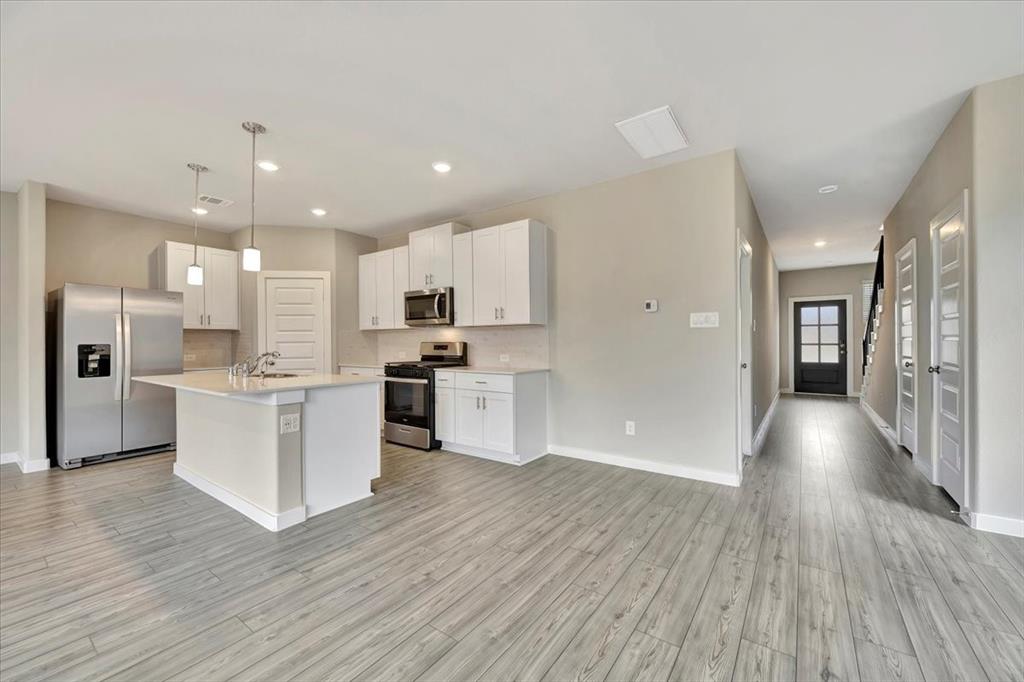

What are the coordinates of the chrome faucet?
(228, 351, 281, 378)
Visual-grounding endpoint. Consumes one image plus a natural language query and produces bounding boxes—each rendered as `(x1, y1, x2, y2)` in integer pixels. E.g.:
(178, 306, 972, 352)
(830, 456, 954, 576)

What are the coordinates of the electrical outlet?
(499, 354, 510, 363)
(183, 353, 196, 362)
(625, 420, 636, 436)
(398, 351, 407, 359)
(279, 413, 301, 434)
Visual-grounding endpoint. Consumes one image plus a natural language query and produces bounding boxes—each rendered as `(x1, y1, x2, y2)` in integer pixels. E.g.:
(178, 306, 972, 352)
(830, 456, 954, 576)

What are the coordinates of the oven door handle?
(384, 377, 429, 385)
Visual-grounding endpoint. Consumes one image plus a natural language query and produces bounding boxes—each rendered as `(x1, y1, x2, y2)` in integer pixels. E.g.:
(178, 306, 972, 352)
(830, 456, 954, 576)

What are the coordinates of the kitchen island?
(133, 371, 382, 531)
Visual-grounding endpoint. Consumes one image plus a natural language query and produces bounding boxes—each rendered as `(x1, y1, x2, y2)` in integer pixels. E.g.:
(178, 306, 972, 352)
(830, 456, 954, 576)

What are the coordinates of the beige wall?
(377, 150, 770, 481)
(230, 225, 378, 368)
(970, 75, 1023, 524)
(18, 182, 48, 464)
(779, 263, 875, 394)
(862, 93, 974, 463)
(1, 192, 19, 455)
(736, 158, 780, 433)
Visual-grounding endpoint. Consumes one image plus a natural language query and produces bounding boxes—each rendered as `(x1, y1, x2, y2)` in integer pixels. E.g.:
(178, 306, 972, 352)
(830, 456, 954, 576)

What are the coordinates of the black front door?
(794, 300, 847, 395)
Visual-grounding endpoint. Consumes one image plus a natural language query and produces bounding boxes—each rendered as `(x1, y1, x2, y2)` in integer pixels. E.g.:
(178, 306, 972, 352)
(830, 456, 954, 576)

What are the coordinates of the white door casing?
(895, 239, 918, 456)
(258, 271, 332, 375)
(737, 236, 753, 458)
(930, 190, 970, 508)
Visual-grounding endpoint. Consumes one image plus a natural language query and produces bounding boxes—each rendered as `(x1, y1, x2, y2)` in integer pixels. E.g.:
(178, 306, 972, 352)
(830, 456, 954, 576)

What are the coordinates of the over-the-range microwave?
(404, 287, 453, 326)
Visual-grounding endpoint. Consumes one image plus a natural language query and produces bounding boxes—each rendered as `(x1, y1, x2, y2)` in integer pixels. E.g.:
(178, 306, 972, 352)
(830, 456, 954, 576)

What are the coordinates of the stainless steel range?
(384, 341, 467, 450)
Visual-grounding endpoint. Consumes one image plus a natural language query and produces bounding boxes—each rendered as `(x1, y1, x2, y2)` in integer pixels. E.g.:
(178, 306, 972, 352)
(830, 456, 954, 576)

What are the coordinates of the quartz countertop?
(337, 363, 385, 369)
(134, 371, 382, 397)
(444, 366, 549, 375)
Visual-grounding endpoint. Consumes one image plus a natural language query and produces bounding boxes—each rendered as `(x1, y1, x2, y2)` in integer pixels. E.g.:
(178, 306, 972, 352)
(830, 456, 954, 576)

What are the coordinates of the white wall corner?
(547, 444, 741, 487)
(0, 451, 19, 465)
(173, 462, 306, 531)
(970, 511, 1024, 538)
(752, 391, 780, 456)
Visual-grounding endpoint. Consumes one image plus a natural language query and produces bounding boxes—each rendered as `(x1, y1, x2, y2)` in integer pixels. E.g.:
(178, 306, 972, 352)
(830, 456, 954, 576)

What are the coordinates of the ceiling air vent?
(614, 105, 689, 159)
(198, 194, 234, 208)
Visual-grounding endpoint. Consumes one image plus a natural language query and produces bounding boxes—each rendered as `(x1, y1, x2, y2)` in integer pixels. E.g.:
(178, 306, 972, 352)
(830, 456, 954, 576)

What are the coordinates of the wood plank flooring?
(1, 394, 1022, 681)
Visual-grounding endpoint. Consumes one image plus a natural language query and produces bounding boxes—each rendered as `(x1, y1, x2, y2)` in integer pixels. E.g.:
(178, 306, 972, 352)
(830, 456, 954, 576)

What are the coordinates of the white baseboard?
(912, 454, 937, 484)
(859, 398, 898, 445)
(0, 451, 18, 465)
(18, 456, 50, 474)
(970, 511, 1024, 538)
(173, 463, 306, 532)
(546, 444, 741, 487)
(441, 441, 517, 465)
(307, 491, 373, 518)
(752, 391, 780, 456)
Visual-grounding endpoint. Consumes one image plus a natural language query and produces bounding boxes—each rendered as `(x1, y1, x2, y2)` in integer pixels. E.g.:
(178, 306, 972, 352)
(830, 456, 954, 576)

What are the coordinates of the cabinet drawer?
(434, 371, 455, 386)
(339, 366, 382, 377)
(455, 372, 514, 393)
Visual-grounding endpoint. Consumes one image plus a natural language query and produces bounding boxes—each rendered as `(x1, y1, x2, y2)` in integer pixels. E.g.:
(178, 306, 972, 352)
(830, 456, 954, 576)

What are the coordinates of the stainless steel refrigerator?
(47, 283, 183, 469)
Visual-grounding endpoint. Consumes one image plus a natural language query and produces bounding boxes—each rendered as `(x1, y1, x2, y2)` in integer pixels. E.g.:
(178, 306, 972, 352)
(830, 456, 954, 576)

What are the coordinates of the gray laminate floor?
(1, 395, 1022, 681)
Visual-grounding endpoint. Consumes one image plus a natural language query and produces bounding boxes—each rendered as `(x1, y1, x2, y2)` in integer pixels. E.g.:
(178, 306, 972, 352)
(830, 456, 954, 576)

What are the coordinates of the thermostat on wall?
(644, 299, 659, 313)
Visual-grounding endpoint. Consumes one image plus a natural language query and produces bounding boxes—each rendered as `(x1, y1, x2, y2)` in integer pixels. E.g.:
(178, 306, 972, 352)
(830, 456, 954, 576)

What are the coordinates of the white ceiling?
(1, 2, 1020, 270)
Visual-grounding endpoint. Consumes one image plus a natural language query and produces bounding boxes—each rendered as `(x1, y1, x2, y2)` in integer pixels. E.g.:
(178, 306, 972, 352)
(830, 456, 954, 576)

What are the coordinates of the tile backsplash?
(183, 330, 237, 369)
(373, 326, 549, 368)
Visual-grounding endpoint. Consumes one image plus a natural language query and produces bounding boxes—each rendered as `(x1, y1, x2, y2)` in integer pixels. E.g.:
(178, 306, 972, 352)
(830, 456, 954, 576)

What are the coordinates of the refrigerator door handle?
(122, 312, 132, 400)
(113, 313, 124, 401)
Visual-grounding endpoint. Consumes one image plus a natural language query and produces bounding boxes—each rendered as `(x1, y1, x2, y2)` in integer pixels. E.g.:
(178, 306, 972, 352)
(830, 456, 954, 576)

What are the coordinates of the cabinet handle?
(207, 314, 211, 325)
(425, 274, 429, 286)
(476, 396, 480, 409)
(482, 395, 487, 410)
(500, 307, 504, 319)
(494, 307, 499, 320)
(474, 380, 487, 384)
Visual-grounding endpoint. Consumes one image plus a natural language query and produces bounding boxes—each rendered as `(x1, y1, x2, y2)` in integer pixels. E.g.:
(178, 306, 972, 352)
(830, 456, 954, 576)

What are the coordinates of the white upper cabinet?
(472, 220, 548, 326)
(408, 222, 464, 289)
(157, 241, 239, 330)
(452, 232, 474, 327)
(358, 247, 408, 330)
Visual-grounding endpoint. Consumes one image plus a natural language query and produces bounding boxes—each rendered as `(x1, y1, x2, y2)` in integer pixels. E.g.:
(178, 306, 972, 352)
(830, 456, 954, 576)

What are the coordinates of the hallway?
(0, 395, 1021, 681)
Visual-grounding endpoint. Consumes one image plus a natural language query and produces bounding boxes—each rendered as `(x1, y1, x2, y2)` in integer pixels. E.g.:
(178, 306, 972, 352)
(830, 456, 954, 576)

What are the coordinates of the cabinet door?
(164, 242, 205, 329)
(358, 253, 377, 330)
(375, 249, 396, 329)
(472, 227, 502, 325)
(435, 387, 455, 442)
(452, 233, 474, 326)
(204, 247, 239, 329)
(429, 225, 454, 288)
(500, 222, 531, 325)
(454, 389, 484, 447)
(409, 230, 434, 290)
(482, 391, 514, 454)
(393, 245, 409, 328)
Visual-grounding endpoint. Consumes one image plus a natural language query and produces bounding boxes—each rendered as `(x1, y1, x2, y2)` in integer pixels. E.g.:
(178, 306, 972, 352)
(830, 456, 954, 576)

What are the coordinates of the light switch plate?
(183, 353, 196, 361)
(625, 420, 636, 436)
(279, 413, 301, 434)
(690, 312, 720, 328)
(644, 299, 659, 313)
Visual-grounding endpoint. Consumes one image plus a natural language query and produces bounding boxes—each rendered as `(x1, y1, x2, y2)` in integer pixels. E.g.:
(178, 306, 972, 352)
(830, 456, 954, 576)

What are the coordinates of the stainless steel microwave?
(404, 287, 453, 326)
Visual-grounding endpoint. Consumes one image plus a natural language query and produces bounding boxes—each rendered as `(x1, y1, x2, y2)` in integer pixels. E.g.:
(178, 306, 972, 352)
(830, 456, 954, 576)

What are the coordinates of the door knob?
(904, 361, 913, 368)
(927, 365, 941, 374)
(740, 363, 748, 369)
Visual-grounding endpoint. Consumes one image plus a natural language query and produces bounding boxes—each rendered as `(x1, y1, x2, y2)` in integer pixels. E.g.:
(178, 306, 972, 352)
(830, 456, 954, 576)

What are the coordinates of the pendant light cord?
(192, 166, 200, 265)
(249, 127, 256, 248)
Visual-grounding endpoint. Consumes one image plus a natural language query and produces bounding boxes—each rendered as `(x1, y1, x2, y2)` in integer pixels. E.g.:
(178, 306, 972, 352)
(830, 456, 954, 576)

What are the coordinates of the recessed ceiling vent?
(198, 194, 233, 208)
(615, 105, 689, 159)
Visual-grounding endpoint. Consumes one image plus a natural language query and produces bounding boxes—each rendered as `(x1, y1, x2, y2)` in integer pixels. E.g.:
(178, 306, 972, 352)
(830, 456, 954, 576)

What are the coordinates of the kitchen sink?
(260, 372, 298, 379)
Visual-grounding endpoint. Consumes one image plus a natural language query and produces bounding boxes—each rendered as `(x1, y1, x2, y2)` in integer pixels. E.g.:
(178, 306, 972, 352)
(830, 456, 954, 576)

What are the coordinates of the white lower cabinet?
(436, 371, 547, 465)
(339, 365, 386, 430)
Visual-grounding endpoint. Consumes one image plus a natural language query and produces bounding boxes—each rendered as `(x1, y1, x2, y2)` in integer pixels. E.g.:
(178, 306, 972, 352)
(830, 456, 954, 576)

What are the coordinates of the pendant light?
(186, 162, 209, 285)
(241, 121, 266, 272)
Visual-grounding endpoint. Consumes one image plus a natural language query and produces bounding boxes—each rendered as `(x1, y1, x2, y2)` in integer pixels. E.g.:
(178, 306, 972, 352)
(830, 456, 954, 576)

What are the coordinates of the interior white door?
(931, 191, 968, 506)
(455, 390, 484, 447)
(409, 230, 434, 289)
(739, 247, 753, 455)
(375, 249, 395, 329)
(472, 227, 502, 325)
(393, 246, 409, 328)
(500, 222, 530, 325)
(164, 242, 205, 328)
(358, 253, 376, 330)
(204, 247, 239, 329)
(481, 391, 514, 454)
(435, 387, 454, 442)
(264, 277, 326, 375)
(896, 240, 917, 454)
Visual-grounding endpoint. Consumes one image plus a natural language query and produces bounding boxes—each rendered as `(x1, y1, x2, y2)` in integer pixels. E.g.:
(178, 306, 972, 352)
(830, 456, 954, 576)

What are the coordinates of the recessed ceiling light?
(814, 240, 827, 247)
(818, 184, 839, 194)
(310, 208, 327, 217)
(191, 207, 208, 215)
(432, 161, 452, 173)
(257, 160, 279, 172)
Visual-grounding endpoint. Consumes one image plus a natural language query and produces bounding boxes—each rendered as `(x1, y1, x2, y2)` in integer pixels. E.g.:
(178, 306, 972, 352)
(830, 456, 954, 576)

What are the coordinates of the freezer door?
(59, 284, 124, 465)
(121, 288, 183, 452)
